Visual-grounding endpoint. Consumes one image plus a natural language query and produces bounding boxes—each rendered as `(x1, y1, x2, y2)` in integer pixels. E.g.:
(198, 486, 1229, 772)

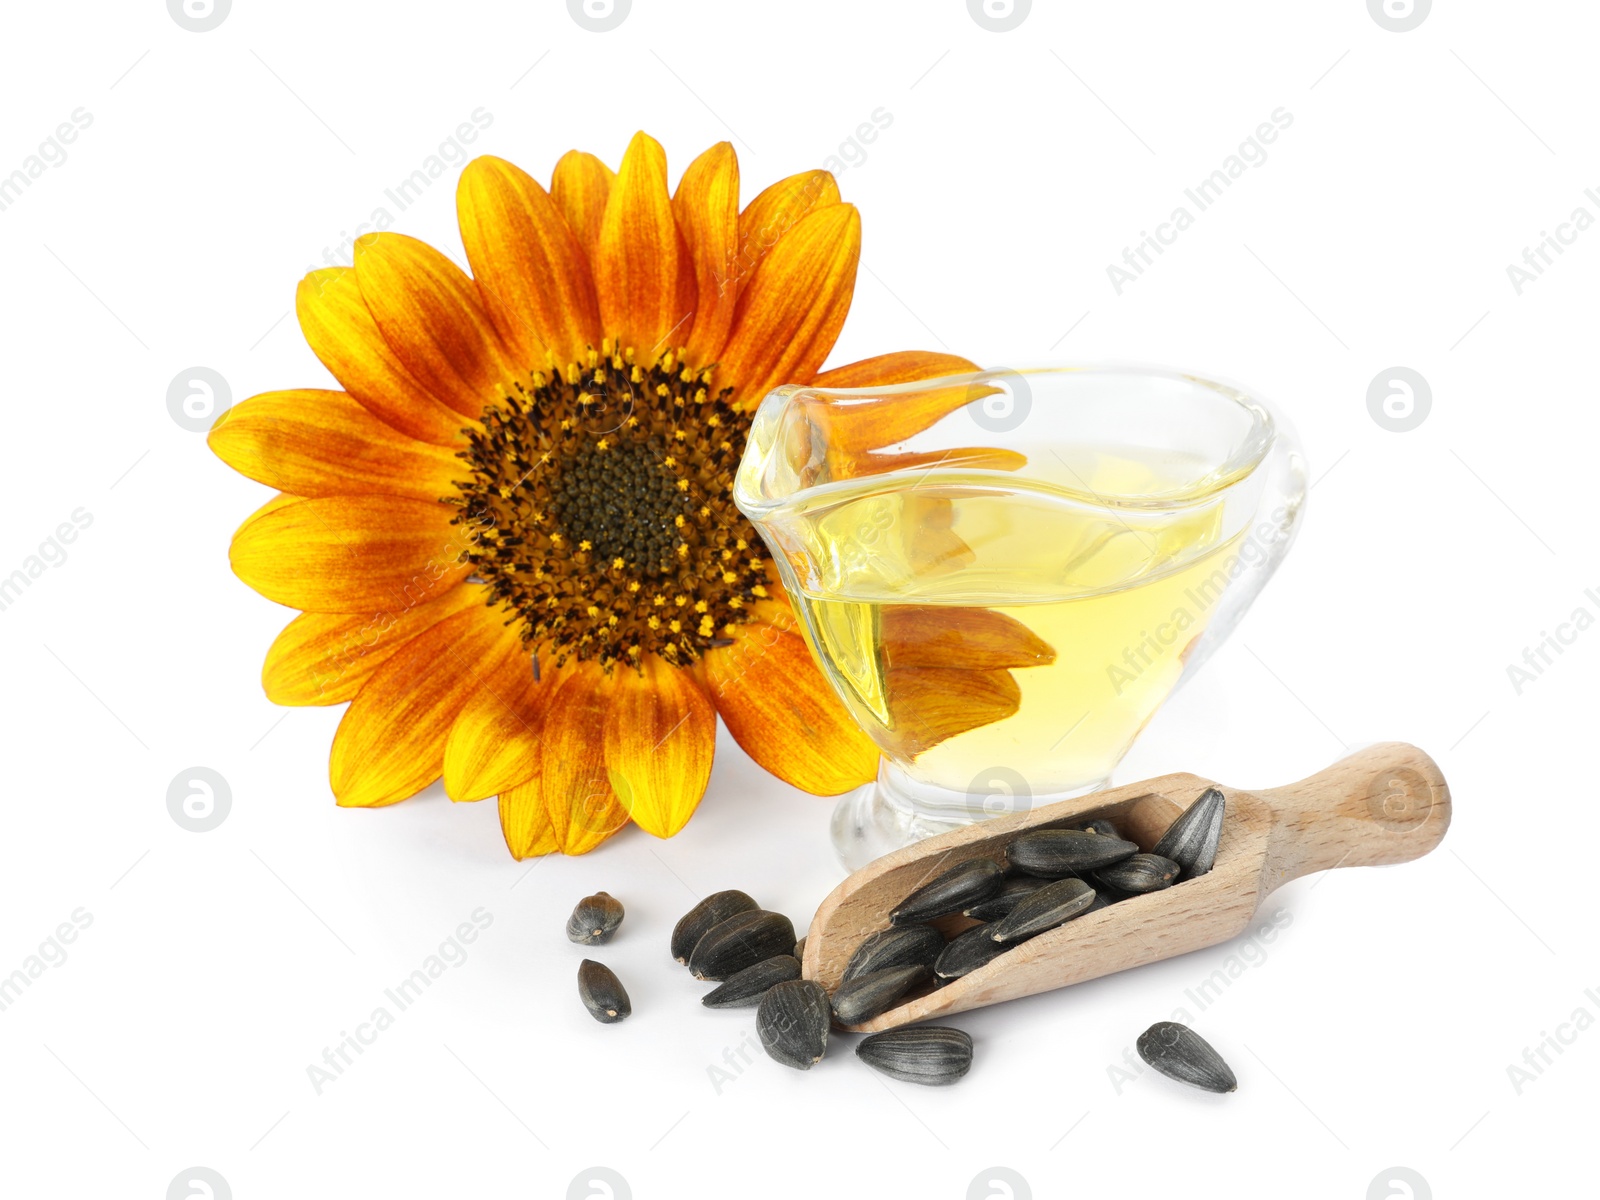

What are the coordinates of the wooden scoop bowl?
(801, 742, 1450, 1033)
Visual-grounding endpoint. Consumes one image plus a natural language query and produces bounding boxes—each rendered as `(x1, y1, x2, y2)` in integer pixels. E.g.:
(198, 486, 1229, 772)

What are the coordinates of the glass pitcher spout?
(734, 364, 1307, 870)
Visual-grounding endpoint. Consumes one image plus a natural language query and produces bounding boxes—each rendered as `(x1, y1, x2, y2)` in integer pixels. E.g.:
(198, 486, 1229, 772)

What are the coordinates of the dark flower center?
(447, 341, 769, 669)
(546, 432, 686, 577)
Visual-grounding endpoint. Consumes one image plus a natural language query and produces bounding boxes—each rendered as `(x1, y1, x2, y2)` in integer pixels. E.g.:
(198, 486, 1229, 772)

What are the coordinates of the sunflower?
(209, 131, 983, 857)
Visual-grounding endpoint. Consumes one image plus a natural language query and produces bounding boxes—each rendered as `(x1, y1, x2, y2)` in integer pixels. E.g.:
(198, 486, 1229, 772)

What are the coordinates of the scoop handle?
(1256, 742, 1451, 885)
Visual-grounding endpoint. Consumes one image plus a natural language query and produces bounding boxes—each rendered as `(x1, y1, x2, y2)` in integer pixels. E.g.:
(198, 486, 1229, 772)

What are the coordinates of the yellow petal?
(551, 149, 614, 270)
(594, 131, 696, 356)
(442, 649, 561, 802)
(603, 657, 716, 838)
(720, 203, 860, 409)
(703, 620, 878, 796)
(262, 584, 483, 705)
(457, 154, 601, 367)
(244, 491, 300, 526)
(209, 389, 462, 500)
(330, 605, 515, 807)
(539, 664, 632, 853)
(296, 268, 470, 446)
(499, 776, 559, 860)
(229, 494, 471, 613)
(671, 141, 740, 366)
(353, 232, 521, 420)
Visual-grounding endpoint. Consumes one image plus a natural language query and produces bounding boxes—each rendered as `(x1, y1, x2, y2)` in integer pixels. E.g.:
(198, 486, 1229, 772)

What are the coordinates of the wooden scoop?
(801, 742, 1450, 1033)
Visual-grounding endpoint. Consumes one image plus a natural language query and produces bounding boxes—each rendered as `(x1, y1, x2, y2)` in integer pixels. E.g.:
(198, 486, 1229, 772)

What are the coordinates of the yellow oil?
(785, 447, 1245, 796)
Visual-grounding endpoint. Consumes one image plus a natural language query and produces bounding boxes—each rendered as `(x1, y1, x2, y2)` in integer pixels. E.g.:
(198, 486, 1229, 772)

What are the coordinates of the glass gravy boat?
(733, 365, 1307, 870)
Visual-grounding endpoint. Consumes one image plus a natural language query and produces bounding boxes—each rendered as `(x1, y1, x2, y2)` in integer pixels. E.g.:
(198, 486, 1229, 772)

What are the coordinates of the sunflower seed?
(1006, 829, 1138, 877)
(1095, 853, 1180, 895)
(1136, 1021, 1237, 1093)
(671, 890, 759, 964)
(1077, 817, 1123, 839)
(830, 963, 930, 1025)
(856, 1026, 973, 1085)
(989, 877, 1096, 943)
(701, 955, 801, 1009)
(889, 858, 1004, 925)
(757, 979, 830, 1069)
(962, 876, 1048, 921)
(1152, 787, 1226, 880)
(689, 909, 797, 981)
(842, 924, 945, 983)
(577, 959, 631, 1024)
(566, 891, 625, 945)
(933, 922, 1012, 980)
(793, 936, 807, 963)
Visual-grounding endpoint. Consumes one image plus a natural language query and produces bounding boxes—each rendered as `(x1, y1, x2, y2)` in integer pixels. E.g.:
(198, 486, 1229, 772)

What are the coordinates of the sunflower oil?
(785, 447, 1245, 797)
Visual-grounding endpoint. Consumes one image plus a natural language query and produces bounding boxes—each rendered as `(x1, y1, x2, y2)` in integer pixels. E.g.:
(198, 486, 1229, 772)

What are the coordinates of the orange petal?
(262, 583, 483, 705)
(296, 268, 470, 446)
(881, 666, 1022, 760)
(881, 606, 1056, 671)
(330, 605, 514, 807)
(209, 389, 462, 500)
(671, 142, 740, 366)
(603, 657, 716, 838)
(735, 170, 841, 297)
(229, 494, 472, 612)
(811, 350, 979, 390)
(457, 155, 601, 367)
(499, 776, 559, 860)
(353, 232, 521, 420)
(551, 150, 614, 269)
(811, 351, 982, 455)
(442, 649, 561, 802)
(594, 131, 696, 356)
(539, 664, 633, 853)
(703, 621, 878, 796)
(720, 203, 860, 409)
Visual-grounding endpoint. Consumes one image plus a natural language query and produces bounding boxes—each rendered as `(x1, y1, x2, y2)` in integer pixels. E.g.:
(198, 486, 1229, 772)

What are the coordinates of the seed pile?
(811, 786, 1231, 1086)
(848, 787, 1228, 1000)
(567, 787, 1238, 1092)
(667, 892, 972, 1084)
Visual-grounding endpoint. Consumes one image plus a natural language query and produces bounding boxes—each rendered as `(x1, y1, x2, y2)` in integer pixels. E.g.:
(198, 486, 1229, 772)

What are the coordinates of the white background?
(0, 2, 1593, 1197)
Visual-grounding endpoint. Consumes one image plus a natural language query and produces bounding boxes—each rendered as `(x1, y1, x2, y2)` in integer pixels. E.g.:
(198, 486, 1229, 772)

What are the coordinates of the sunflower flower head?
(209, 130, 977, 858)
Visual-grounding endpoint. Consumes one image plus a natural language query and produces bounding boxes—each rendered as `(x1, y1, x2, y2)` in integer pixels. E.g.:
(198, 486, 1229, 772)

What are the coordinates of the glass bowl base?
(829, 760, 1110, 872)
